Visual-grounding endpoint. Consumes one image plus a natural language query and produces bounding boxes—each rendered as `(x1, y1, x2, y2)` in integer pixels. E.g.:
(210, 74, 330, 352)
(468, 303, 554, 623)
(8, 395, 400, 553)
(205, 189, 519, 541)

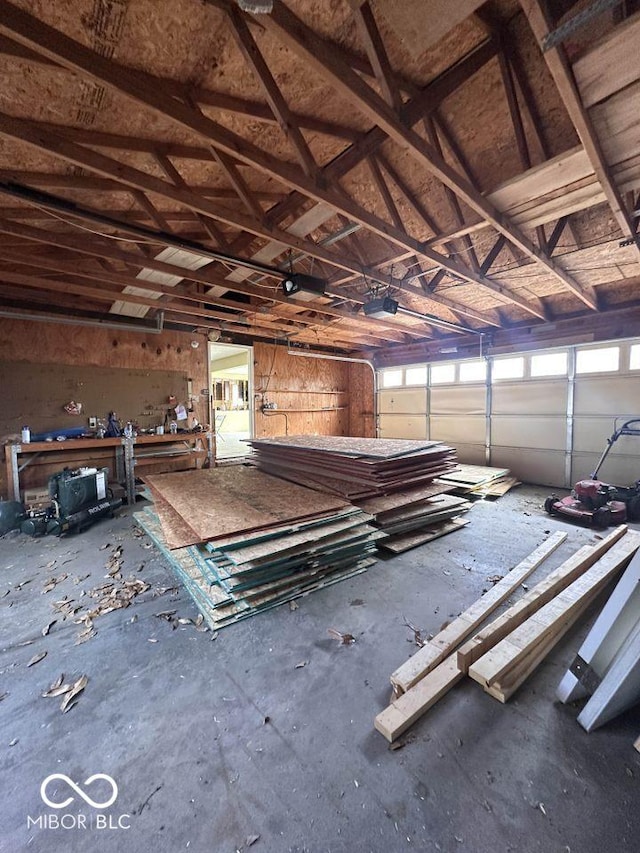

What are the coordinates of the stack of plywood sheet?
(374, 526, 640, 742)
(134, 467, 381, 630)
(355, 484, 472, 554)
(436, 464, 519, 499)
(247, 436, 457, 501)
(247, 436, 471, 552)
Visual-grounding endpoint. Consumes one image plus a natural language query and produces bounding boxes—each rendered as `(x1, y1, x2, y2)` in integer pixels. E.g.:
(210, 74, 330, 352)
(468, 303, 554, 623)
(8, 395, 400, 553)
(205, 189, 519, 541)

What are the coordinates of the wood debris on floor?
(135, 467, 383, 630)
(374, 525, 640, 742)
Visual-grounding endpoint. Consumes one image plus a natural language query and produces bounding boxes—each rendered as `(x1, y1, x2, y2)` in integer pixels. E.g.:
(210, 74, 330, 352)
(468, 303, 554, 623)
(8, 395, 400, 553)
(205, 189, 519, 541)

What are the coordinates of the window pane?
(576, 347, 619, 374)
(531, 352, 568, 377)
(492, 357, 524, 380)
(630, 344, 640, 370)
(459, 360, 486, 382)
(430, 363, 455, 384)
(405, 366, 427, 385)
(381, 369, 403, 388)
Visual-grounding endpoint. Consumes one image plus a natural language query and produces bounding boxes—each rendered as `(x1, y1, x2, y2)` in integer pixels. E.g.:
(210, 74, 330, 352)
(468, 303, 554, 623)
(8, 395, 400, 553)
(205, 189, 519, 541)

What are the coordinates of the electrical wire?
(24, 202, 164, 245)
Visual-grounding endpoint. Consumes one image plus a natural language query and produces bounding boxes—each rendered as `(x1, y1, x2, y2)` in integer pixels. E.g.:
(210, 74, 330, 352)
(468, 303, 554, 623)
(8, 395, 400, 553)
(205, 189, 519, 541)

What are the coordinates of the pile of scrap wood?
(134, 467, 381, 630)
(436, 464, 519, 499)
(248, 435, 472, 551)
(247, 435, 457, 500)
(374, 525, 640, 741)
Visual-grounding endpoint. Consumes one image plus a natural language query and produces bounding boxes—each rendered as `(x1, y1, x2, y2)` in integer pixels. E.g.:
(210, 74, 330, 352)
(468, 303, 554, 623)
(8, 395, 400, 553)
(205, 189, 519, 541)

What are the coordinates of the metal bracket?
(569, 654, 601, 695)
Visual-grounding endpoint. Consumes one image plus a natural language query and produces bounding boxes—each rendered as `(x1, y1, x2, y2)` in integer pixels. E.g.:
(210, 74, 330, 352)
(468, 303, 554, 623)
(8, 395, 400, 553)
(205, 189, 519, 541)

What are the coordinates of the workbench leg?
(9, 445, 20, 501)
(123, 438, 136, 505)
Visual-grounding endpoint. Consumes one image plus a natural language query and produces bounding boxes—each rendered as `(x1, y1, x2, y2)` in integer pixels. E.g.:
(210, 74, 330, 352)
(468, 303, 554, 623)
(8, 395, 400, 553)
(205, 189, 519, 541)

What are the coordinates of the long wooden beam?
(521, 0, 639, 256)
(257, 1, 598, 312)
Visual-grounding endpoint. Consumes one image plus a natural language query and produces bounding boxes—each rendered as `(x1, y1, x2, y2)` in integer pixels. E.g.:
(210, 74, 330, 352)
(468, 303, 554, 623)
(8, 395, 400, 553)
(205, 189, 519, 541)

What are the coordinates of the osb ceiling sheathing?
(0, 0, 638, 355)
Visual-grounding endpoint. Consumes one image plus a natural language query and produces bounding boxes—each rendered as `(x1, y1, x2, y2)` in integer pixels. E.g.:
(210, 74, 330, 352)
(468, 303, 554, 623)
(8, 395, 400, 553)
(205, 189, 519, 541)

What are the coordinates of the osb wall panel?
(252, 344, 374, 439)
(0, 362, 189, 438)
(0, 318, 208, 497)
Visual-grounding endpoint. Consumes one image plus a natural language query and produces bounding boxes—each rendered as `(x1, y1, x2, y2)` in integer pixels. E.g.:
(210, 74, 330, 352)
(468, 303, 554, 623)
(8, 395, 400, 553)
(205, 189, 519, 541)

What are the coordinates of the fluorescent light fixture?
(281, 273, 326, 301)
(363, 297, 399, 318)
(237, 0, 273, 11)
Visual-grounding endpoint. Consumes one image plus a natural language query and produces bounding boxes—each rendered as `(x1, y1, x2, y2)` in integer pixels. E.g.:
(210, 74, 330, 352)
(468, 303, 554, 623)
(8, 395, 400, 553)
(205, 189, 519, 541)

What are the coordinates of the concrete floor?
(1, 484, 639, 853)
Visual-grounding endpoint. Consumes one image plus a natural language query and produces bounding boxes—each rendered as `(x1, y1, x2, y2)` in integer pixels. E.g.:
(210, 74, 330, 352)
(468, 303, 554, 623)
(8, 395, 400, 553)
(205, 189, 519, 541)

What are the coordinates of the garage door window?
(492, 357, 524, 380)
(576, 347, 619, 374)
(459, 360, 486, 382)
(430, 363, 455, 384)
(530, 352, 567, 377)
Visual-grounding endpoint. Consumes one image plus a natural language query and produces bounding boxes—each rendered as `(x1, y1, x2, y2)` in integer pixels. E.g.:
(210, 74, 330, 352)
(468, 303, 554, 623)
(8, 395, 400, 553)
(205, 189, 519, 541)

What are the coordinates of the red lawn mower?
(545, 417, 640, 528)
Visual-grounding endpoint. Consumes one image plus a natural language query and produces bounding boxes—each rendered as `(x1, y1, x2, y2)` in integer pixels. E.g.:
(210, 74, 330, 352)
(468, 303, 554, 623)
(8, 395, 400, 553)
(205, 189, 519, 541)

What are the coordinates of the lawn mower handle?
(591, 417, 640, 479)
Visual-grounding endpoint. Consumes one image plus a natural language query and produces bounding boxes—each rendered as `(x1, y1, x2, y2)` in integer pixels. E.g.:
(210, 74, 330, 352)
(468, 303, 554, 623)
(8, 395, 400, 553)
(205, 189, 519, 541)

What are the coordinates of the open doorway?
(209, 342, 253, 459)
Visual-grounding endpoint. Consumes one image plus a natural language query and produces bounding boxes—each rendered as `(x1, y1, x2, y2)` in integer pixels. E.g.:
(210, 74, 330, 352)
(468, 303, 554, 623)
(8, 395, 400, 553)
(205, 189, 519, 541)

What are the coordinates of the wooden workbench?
(4, 433, 212, 504)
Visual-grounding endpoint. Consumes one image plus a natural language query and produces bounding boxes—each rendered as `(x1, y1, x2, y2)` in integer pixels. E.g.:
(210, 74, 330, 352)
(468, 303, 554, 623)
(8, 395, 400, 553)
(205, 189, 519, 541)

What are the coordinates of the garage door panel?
(491, 447, 565, 487)
(492, 381, 567, 415)
(574, 376, 638, 415)
(491, 416, 566, 450)
(430, 385, 485, 414)
(378, 387, 427, 413)
(572, 418, 640, 453)
(430, 415, 485, 443)
(571, 452, 639, 486)
(378, 414, 427, 439)
(454, 443, 487, 465)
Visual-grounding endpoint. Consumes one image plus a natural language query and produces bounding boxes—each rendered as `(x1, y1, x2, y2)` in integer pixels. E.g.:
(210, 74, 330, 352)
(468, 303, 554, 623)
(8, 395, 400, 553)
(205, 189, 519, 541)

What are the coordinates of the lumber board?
(379, 517, 469, 553)
(390, 530, 568, 694)
(469, 477, 520, 497)
(456, 526, 628, 674)
(356, 482, 455, 515)
(135, 506, 376, 630)
(203, 506, 358, 550)
(436, 464, 509, 486)
(225, 511, 372, 565)
(147, 486, 202, 548)
(144, 467, 348, 544)
(468, 532, 640, 697)
(374, 657, 463, 742)
(375, 492, 466, 524)
(573, 13, 640, 108)
(248, 435, 444, 459)
(482, 587, 608, 703)
(377, 502, 472, 536)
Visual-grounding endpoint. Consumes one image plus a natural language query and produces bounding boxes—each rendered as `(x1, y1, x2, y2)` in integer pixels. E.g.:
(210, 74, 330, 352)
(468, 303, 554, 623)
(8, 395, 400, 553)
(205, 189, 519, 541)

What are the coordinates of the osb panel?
(253, 342, 351, 439)
(145, 466, 347, 543)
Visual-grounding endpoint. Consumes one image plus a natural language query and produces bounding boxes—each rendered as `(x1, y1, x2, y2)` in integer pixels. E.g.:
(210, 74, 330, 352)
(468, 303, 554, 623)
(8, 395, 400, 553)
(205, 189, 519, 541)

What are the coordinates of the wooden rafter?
(155, 152, 229, 247)
(0, 16, 514, 307)
(424, 116, 480, 272)
(521, 0, 640, 257)
(349, 0, 402, 112)
(226, 4, 317, 178)
(256, 0, 598, 311)
(367, 156, 403, 230)
(0, 218, 415, 344)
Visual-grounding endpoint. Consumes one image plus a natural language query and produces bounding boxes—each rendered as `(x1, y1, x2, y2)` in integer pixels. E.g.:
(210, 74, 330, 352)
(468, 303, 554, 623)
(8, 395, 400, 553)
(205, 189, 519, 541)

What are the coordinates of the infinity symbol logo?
(40, 774, 118, 810)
